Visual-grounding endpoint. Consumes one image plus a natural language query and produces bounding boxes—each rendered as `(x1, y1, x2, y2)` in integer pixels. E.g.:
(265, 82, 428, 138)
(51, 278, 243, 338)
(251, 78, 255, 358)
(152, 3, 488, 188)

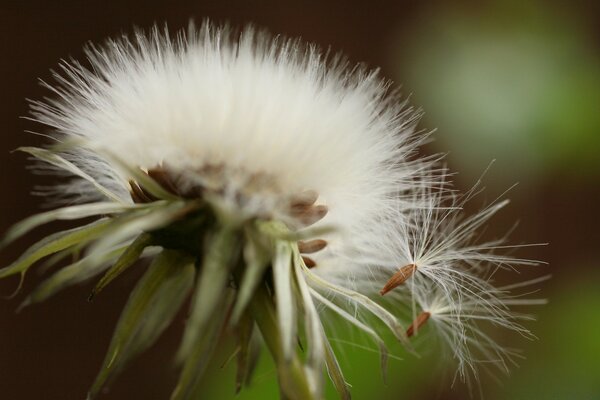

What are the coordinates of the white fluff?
(30, 23, 429, 241)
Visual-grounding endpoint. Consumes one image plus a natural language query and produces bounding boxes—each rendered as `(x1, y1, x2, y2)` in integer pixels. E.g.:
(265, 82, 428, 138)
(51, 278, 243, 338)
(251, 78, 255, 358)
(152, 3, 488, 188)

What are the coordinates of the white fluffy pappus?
(403, 275, 549, 396)
(29, 22, 430, 238)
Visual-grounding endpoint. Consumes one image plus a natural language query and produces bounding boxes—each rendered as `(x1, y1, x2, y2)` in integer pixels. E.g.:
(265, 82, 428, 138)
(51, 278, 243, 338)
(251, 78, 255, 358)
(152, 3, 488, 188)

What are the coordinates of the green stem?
(250, 286, 314, 400)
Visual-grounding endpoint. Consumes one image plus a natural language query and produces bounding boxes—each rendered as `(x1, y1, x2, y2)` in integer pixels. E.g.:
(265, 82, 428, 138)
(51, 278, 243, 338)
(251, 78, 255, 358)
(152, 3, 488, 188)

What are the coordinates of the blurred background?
(1, 1, 598, 399)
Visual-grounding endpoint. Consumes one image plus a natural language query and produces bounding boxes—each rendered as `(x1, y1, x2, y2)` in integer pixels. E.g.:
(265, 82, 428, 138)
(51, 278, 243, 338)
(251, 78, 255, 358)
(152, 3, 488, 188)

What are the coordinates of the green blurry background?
(1, 1, 598, 399)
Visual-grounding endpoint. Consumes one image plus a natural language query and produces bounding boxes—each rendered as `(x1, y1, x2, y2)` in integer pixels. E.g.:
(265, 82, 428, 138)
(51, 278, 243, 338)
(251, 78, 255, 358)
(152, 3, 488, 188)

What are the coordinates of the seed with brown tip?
(291, 204, 328, 227)
(380, 264, 417, 295)
(298, 239, 328, 254)
(290, 190, 319, 209)
(301, 256, 317, 268)
(406, 311, 431, 337)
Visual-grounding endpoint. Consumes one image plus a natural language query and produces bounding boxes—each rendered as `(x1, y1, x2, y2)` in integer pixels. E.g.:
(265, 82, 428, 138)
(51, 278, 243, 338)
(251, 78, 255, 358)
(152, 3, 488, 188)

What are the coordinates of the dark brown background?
(1, 1, 599, 399)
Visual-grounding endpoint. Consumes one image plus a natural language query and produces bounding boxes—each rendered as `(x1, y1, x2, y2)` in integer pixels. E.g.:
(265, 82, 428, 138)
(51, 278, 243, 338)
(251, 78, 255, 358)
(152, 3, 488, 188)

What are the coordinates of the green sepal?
(176, 225, 240, 362)
(0, 218, 112, 280)
(230, 227, 271, 324)
(272, 240, 297, 361)
(88, 233, 154, 300)
(88, 249, 195, 399)
(249, 285, 314, 400)
(79, 201, 196, 274)
(171, 290, 234, 400)
(291, 249, 325, 398)
(172, 226, 241, 399)
(234, 313, 256, 393)
(323, 337, 351, 400)
(0, 202, 145, 249)
(21, 245, 127, 308)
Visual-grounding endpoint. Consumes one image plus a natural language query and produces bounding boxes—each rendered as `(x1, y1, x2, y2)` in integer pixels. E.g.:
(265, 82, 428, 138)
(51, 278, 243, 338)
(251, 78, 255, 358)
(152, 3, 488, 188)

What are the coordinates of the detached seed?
(380, 264, 417, 295)
(406, 311, 431, 337)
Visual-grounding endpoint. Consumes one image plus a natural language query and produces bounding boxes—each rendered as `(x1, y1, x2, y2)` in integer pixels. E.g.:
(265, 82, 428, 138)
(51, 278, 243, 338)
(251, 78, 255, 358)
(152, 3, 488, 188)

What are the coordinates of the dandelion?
(0, 21, 545, 399)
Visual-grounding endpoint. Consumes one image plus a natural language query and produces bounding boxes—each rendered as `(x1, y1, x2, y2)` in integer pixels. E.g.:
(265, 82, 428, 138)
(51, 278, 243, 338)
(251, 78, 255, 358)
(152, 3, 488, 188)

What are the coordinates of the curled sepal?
(0, 218, 112, 280)
(88, 250, 195, 399)
(88, 233, 154, 300)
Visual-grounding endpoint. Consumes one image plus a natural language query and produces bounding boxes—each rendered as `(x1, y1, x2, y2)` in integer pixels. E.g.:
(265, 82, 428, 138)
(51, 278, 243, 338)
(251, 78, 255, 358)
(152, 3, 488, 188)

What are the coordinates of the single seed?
(290, 190, 319, 209)
(292, 204, 328, 227)
(379, 264, 417, 295)
(406, 311, 431, 337)
(302, 256, 317, 268)
(298, 239, 328, 254)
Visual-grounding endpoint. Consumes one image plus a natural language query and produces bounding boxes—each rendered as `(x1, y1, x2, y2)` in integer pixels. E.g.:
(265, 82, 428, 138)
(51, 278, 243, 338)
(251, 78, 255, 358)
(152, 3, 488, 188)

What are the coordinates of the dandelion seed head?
(1, 19, 547, 399)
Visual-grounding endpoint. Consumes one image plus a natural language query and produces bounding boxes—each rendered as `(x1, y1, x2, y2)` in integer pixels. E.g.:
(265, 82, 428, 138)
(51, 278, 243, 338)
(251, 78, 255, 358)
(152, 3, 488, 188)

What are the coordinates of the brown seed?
(289, 190, 319, 209)
(291, 204, 328, 227)
(301, 256, 317, 268)
(298, 239, 328, 254)
(406, 311, 431, 337)
(379, 264, 417, 296)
